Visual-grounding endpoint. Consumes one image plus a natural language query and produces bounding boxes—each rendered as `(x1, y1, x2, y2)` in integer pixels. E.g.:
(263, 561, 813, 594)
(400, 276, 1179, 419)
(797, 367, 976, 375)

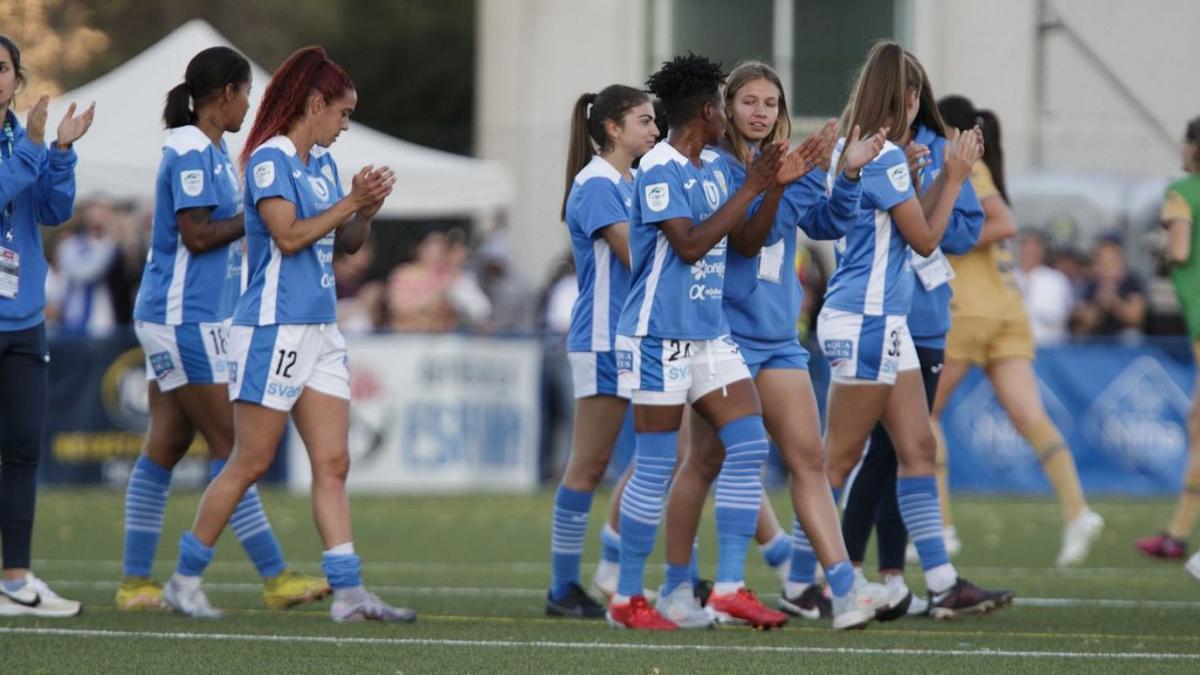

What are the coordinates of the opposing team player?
(164, 46, 412, 622)
(546, 84, 658, 618)
(119, 46, 328, 612)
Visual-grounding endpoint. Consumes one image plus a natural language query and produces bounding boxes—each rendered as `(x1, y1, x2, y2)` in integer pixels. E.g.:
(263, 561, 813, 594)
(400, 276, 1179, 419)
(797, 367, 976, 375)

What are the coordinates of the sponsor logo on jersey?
(253, 161, 275, 188)
(823, 339, 853, 360)
(180, 170, 204, 197)
(149, 351, 175, 379)
(887, 162, 911, 192)
(645, 183, 669, 212)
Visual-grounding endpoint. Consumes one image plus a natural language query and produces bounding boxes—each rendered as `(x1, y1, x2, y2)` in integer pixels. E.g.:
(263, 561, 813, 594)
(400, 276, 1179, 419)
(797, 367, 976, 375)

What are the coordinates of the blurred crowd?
(39, 195, 1157, 344)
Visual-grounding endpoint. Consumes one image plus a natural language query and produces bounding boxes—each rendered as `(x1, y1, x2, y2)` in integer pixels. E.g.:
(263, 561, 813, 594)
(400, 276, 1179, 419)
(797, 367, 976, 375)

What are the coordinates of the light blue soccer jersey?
(823, 140, 917, 317)
(564, 155, 633, 352)
(617, 141, 732, 340)
(234, 136, 344, 326)
(711, 145, 860, 349)
(134, 125, 244, 324)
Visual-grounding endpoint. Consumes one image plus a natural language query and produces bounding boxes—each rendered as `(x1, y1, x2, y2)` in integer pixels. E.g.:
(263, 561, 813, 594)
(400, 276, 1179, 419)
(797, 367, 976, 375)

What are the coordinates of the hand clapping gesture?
(56, 101, 96, 149)
(349, 165, 396, 221)
(944, 125, 984, 183)
(841, 124, 889, 176)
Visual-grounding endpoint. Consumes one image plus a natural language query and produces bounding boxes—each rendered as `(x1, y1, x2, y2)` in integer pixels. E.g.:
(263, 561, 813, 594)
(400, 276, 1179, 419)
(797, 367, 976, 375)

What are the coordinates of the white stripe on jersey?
(635, 232, 670, 336)
(166, 235, 190, 324)
(864, 209, 891, 316)
(591, 239, 611, 351)
(259, 240, 282, 325)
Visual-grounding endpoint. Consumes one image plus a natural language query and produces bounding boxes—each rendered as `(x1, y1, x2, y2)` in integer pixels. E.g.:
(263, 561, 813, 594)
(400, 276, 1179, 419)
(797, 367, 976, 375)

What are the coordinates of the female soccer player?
(933, 96, 1103, 568)
(118, 46, 328, 612)
(1137, 115, 1200, 576)
(165, 46, 411, 622)
(546, 84, 658, 618)
(818, 42, 1010, 620)
(0, 34, 92, 618)
(666, 60, 894, 630)
(606, 53, 789, 630)
(837, 53, 983, 618)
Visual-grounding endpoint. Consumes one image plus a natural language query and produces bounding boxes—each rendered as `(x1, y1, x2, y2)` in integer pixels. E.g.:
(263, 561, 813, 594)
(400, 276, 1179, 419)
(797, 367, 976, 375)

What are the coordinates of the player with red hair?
(164, 46, 413, 623)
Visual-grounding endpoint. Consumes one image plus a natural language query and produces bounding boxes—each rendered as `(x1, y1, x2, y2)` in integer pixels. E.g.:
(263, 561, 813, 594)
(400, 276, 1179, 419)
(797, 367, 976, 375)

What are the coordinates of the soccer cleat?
(907, 593, 930, 616)
(0, 573, 83, 618)
(1135, 532, 1187, 560)
(1186, 552, 1200, 582)
(778, 583, 831, 620)
(655, 583, 713, 629)
(263, 569, 331, 610)
(606, 595, 677, 630)
(330, 586, 416, 623)
(591, 559, 618, 598)
(875, 574, 913, 622)
(706, 587, 788, 630)
(162, 575, 222, 619)
(1057, 509, 1104, 568)
(831, 576, 889, 630)
(116, 576, 164, 610)
(927, 577, 1013, 620)
(907, 526, 961, 564)
(545, 582, 606, 618)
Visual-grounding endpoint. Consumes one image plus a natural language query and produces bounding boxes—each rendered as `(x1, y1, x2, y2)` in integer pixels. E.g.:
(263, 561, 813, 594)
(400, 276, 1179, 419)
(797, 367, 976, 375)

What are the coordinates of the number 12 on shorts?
(275, 349, 298, 378)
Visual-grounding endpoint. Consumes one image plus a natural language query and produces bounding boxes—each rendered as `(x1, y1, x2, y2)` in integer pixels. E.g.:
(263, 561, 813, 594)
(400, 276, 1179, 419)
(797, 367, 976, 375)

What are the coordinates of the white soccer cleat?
(906, 593, 930, 616)
(654, 583, 712, 629)
(330, 585, 416, 623)
(163, 575, 222, 619)
(1057, 509, 1104, 568)
(0, 573, 82, 618)
(875, 573, 914, 621)
(1186, 553, 1200, 582)
(831, 576, 888, 630)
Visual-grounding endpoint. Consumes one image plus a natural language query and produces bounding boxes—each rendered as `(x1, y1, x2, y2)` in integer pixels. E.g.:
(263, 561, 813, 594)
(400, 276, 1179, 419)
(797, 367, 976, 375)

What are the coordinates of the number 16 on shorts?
(226, 323, 351, 411)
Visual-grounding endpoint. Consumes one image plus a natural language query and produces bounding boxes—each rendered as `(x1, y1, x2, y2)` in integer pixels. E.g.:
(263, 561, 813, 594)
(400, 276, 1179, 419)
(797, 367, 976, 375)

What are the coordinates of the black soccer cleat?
(928, 577, 1013, 621)
(545, 583, 606, 619)
(693, 578, 714, 608)
(777, 584, 832, 620)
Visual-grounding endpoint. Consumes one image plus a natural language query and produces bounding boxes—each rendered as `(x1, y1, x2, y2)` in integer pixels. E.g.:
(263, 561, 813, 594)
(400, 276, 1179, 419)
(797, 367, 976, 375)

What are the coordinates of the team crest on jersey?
(713, 170, 728, 197)
(308, 176, 330, 202)
(321, 164, 336, 185)
(887, 163, 911, 192)
(645, 183, 669, 212)
(253, 161, 275, 188)
(148, 351, 175, 379)
(702, 180, 720, 209)
(180, 170, 204, 197)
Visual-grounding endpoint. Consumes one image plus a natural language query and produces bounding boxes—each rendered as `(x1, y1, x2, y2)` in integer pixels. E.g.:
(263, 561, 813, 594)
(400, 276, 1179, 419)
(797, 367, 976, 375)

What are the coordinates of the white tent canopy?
(47, 20, 512, 218)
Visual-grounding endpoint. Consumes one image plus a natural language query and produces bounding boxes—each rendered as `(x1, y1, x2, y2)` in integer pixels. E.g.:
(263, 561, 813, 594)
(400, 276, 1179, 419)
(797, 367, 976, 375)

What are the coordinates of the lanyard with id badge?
(907, 151, 955, 292)
(0, 120, 20, 299)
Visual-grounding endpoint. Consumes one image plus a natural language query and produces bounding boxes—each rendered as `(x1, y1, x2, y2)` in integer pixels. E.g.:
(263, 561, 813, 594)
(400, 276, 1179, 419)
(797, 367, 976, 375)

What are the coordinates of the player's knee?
(686, 448, 723, 483)
(826, 453, 857, 486)
(312, 451, 351, 483)
(903, 434, 937, 474)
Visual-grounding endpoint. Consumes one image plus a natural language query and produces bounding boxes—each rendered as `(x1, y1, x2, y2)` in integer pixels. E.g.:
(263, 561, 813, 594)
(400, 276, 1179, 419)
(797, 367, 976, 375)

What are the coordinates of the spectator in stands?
(541, 251, 576, 335)
(1072, 234, 1147, 337)
(1016, 229, 1074, 344)
(475, 227, 536, 333)
(386, 229, 457, 332)
(52, 196, 120, 337)
(335, 237, 384, 333)
(445, 228, 491, 330)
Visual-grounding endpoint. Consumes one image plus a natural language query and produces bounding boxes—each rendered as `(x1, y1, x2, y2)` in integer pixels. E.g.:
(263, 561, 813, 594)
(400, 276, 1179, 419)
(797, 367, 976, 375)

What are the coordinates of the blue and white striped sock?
(122, 455, 172, 577)
(897, 475, 957, 593)
(210, 459, 286, 579)
(787, 515, 818, 588)
(600, 523, 621, 564)
(616, 431, 677, 599)
(714, 416, 769, 587)
(177, 530, 213, 577)
(550, 484, 593, 600)
(322, 546, 363, 590)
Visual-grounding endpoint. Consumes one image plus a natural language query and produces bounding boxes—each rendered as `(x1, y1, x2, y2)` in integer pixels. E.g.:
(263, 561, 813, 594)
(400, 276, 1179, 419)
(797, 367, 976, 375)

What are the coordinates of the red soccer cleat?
(706, 587, 789, 630)
(606, 595, 678, 630)
(1135, 533, 1187, 560)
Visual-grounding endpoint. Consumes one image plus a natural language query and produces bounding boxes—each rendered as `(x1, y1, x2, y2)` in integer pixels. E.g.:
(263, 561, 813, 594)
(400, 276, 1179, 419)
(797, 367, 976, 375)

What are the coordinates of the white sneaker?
(163, 575, 222, 619)
(1057, 509, 1104, 568)
(655, 583, 712, 629)
(591, 559, 618, 598)
(831, 576, 888, 630)
(331, 585, 416, 623)
(0, 573, 82, 618)
(875, 573, 913, 621)
(907, 526, 961, 564)
(1186, 553, 1200, 582)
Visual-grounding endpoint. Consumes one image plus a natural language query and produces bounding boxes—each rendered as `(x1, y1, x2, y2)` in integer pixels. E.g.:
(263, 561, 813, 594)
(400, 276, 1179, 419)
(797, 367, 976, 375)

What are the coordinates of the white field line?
(49, 579, 1200, 609)
(2, 626, 1199, 661)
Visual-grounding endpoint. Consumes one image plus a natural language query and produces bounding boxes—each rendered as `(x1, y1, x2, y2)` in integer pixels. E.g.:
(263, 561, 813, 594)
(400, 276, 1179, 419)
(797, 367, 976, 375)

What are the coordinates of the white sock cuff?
(325, 542, 355, 556)
(925, 563, 957, 594)
(758, 531, 787, 553)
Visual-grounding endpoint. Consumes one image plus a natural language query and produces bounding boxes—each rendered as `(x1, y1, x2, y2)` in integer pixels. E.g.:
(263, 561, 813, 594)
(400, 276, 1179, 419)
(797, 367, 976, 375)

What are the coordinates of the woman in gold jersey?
(930, 97, 1103, 568)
